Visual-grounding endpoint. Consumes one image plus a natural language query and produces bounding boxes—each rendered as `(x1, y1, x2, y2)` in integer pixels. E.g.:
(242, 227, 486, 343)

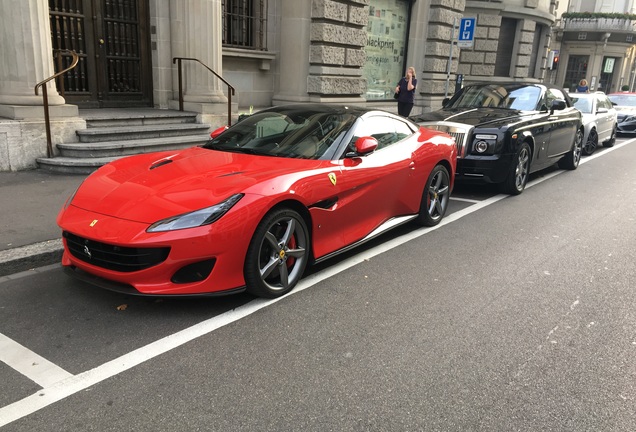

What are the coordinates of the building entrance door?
(49, 0, 152, 108)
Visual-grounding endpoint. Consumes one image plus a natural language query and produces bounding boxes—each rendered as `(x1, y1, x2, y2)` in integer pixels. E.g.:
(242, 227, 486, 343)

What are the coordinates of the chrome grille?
(418, 122, 472, 158)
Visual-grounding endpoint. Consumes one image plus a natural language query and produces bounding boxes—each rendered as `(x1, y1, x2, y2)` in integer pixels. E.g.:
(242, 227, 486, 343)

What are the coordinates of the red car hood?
(71, 147, 321, 223)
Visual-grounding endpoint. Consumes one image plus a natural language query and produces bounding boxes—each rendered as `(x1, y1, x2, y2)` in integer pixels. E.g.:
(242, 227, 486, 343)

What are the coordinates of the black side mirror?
(550, 99, 567, 112)
(442, 97, 450, 107)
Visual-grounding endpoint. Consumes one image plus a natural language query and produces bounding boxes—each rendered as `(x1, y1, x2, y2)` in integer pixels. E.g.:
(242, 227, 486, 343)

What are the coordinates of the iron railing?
(35, 49, 79, 158)
(172, 57, 236, 126)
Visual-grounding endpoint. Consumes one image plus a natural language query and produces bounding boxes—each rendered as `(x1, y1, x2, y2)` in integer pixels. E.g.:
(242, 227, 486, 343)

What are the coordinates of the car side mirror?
(550, 99, 567, 112)
(442, 97, 450, 107)
(346, 136, 378, 157)
(210, 125, 228, 139)
(596, 107, 608, 114)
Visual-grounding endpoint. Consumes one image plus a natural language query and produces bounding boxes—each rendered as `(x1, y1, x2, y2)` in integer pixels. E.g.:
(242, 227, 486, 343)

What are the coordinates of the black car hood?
(413, 107, 533, 128)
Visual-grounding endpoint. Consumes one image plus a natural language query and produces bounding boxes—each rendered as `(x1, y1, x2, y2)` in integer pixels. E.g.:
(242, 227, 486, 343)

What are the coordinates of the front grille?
(419, 122, 471, 158)
(63, 231, 170, 273)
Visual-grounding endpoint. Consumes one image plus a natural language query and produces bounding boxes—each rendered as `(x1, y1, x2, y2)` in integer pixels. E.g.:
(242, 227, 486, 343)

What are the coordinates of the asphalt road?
(1, 137, 635, 431)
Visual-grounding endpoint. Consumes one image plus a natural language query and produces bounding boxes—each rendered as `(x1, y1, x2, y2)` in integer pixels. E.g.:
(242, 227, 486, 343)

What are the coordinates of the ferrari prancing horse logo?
(89, 219, 98, 227)
(328, 172, 337, 186)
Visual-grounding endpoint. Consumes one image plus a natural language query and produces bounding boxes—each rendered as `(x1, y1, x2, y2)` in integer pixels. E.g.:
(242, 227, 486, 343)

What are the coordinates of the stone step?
(36, 156, 121, 175)
(80, 109, 199, 128)
(76, 123, 211, 143)
(57, 134, 210, 158)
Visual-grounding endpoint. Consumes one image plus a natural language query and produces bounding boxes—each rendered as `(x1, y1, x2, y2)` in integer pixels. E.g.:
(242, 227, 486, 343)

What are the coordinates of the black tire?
(244, 208, 310, 298)
(582, 128, 598, 155)
(558, 128, 583, 170)
(500, 142, 531, 195)
(603, 125, 616, 148)
(416, 164, 450, 227)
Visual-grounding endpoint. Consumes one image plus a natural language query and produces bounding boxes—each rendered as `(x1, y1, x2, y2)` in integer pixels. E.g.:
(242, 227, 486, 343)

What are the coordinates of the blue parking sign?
(458, 17, 476, 48)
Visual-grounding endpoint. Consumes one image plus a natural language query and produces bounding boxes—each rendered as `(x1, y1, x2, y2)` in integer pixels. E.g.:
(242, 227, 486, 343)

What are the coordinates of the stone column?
(169, 0, 228, 114)
(0, 0, 77, 119)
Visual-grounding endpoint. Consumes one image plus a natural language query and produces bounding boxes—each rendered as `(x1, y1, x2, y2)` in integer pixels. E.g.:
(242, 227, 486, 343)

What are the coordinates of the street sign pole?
(445, 18, 457, 98)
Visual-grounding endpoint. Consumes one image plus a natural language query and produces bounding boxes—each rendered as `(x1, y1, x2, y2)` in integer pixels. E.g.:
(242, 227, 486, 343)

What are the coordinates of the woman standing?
(576, 79, 589, 93)
(395, 66, 417, 117)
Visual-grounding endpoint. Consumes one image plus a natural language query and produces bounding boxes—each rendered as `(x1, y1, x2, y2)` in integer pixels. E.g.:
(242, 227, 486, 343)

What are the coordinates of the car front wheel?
(416, 164, 450, 227)
(558, 128, 583, 170)
(500, 142, 531, 195)
(244, 208, 310, 298)
(604, 125, 616, 148)
(582, 128, 598, 155)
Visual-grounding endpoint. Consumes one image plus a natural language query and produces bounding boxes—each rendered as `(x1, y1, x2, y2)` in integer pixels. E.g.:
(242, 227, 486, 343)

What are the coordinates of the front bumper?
(455, 154, 514, 184)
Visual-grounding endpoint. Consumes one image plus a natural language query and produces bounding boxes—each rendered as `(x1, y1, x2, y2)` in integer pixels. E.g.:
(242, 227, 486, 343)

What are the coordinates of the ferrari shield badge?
(89, 219, 98, 227)
(328, 172, 337, 186)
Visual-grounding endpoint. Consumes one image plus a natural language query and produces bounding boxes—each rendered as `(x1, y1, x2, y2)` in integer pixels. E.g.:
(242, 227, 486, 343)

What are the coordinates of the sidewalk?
(0, 170, 86, 276)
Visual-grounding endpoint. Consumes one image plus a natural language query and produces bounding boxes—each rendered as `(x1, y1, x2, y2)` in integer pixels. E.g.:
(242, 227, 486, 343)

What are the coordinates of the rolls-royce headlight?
(473, 134, 497, 154)
(147, 193, 244, 232)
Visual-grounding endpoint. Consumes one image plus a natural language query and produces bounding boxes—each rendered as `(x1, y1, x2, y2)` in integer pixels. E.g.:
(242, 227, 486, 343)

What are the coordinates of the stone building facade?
(0, 0, 559, 172)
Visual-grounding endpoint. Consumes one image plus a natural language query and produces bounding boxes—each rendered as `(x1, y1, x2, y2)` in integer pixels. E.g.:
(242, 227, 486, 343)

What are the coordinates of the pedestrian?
(576, 79, 589, 93)
(395, 66, 417, 117)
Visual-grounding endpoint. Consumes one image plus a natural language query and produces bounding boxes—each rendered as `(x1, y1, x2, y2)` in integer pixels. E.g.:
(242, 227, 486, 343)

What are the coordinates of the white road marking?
(1, 137, 635, 427)
(450, 197, 480, 203)
(0, 334, 73, 388)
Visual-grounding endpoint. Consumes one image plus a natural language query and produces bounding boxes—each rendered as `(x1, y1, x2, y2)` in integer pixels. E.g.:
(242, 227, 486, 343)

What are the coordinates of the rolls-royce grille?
(63, 231, 170, 273)
(419, 122, 471, 158)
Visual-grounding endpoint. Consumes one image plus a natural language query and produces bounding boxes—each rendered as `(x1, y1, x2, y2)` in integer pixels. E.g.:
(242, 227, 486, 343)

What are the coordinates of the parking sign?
(458, 17, 476, 48)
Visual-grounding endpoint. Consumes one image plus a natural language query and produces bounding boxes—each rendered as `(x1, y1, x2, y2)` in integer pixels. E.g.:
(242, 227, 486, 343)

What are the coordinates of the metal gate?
(49, 0, 152, 107)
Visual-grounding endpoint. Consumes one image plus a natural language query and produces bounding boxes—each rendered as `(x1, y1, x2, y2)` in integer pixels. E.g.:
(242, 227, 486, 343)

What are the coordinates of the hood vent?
(149, 159, 174, 170)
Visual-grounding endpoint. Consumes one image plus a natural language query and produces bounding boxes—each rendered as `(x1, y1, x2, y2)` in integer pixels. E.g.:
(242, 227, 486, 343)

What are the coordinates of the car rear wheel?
(500, 142, 531, 195)
(558, 128, 583, 170)
(604, 125, 616, 147)
(244, 208, 309, 298)
(416, 164, 450, 227)
(582, 128, 598, 155)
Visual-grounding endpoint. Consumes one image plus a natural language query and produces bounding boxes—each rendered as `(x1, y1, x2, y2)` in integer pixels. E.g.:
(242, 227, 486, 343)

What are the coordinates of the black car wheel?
(500, 142, 531, 195)
(244, 208, 309, 298)
(582, 128, 598, 155)
(604, 125, 616, 148)
(416, 164, 450, 227)
(558, 128, 583, 170)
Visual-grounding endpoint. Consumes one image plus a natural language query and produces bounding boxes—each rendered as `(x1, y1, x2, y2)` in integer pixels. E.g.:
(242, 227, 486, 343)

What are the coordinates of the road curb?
(0, 239, 63, 277)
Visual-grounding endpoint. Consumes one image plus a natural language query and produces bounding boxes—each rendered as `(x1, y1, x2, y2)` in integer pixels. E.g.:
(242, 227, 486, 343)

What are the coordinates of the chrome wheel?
(416, 165, 450, 227)
(514, 145, 530, 191)
(245, 209, 309, 298)
(582, 128, 598, 155)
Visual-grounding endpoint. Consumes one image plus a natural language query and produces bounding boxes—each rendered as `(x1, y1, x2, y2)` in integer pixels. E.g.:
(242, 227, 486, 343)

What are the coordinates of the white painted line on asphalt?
(0, 333, 73, 388)
(1, 136, 635, 427)
(450, 196, 480, 203)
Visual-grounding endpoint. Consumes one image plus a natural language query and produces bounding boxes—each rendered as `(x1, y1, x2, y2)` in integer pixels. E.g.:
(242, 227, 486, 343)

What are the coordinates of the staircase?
(37, 108, 212, 174)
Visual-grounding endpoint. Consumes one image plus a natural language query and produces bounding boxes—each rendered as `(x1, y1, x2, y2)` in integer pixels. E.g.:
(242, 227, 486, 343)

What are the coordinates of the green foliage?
(562, 11, 636, 20)
(622, 85, 630, 91)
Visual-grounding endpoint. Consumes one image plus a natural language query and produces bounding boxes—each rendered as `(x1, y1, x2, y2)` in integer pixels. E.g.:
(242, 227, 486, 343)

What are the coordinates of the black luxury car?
(411, 82, 584, 195)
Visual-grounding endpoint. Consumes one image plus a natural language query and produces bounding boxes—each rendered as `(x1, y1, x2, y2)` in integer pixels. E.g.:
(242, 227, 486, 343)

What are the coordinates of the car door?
(596, 95, 615, 141)
(546, 88, 580, 157)
(335, 115, 420, 245)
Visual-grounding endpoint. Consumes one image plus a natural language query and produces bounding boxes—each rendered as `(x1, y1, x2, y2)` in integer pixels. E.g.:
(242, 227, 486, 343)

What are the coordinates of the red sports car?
(57, 104, 457, 298)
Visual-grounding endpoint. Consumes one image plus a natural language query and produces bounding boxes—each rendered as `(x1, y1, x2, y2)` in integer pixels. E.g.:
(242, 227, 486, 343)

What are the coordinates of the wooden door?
(49, 0, 152, 108)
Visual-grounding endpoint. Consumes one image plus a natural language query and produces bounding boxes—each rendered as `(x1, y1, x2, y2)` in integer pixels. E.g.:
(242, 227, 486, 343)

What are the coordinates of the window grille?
(222, 0, 267, 50)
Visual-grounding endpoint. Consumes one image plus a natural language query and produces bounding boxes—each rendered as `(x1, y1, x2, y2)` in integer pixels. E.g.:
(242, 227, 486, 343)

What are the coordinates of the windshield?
(203, 110, 356, 159)
(570, 96, 593, 114)
(608, 94, 636, 107)
(448, 84, 542, 111)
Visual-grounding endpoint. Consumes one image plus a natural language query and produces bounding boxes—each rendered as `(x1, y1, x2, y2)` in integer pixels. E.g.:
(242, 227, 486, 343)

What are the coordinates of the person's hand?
(395, 86, 400, 93)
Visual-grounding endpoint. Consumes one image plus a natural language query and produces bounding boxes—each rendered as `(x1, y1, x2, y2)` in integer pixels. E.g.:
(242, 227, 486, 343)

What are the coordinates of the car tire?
(416, 164, 450, 227)
(244, 208, 310, 298)
(500, 142, 531, 195)
(582, 128, 598, 155)
(558, 128, 583, 170)
(603, 125, 616, 148)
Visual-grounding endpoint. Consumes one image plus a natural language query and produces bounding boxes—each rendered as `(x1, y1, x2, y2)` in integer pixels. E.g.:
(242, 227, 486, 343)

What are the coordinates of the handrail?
(35, 50, 79, 158)
(172, 57, 236, 127)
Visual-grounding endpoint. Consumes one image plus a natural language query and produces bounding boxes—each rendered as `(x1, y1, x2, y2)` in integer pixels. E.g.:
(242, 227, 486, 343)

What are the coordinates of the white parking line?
(0, 334, 73, 388)
(450, 197, 480, 204)
(1, 136, 634, 427)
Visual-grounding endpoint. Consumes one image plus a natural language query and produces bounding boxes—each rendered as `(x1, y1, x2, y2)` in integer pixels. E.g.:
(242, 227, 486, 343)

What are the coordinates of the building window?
(578, 32, 587, 40)
(564, 55, 589, 91)
(627, 35, 633, 42)
(495, 18, 517, 77)
(222, 0, 267, 50)
(363, 0, 411, 100)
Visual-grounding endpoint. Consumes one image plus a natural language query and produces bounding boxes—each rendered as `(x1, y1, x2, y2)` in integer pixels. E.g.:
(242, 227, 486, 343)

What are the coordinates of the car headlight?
(472, 134, 497, 154)
(623, 115, 636, 123)
(147, 193, 244, 232)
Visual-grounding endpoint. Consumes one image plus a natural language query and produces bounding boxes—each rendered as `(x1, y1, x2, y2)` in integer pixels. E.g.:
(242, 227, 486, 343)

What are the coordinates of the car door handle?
(409, 161, 415, 170)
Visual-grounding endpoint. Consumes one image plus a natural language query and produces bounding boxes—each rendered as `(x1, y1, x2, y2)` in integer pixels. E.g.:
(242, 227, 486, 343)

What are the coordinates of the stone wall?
(308, 0, 369, 102)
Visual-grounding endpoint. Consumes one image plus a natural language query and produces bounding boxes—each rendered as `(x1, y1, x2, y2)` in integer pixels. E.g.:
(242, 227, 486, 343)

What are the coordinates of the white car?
(569, 92, 618, 155)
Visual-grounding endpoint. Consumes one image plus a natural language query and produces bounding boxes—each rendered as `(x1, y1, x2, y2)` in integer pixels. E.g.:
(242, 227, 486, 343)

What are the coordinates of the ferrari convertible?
(57, 104, 457, 298)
